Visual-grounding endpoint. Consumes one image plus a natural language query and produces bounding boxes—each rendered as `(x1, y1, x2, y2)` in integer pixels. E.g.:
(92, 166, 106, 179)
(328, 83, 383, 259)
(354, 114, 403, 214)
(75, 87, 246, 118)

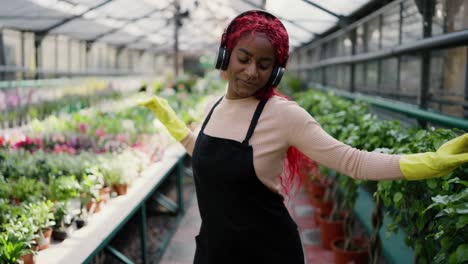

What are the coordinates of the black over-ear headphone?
(215, 10, 287, 88)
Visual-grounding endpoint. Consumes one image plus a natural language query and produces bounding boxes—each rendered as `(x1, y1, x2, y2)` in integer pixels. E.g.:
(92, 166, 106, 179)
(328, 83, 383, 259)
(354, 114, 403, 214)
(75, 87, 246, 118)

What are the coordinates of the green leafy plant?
(377, 129, 466, 263)
(10, 177, 46, 203)
(422, 177, 468, 264)
(0, 232, 35, 264)
(48, 175, 81, 202)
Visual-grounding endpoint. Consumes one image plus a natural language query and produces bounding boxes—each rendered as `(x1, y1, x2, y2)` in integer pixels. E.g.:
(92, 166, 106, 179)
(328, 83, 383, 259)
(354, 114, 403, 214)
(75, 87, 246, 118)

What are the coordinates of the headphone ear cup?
(215, 47, 226, 70)
(215, 47, 230, 70)
(267, 66, 285, 87)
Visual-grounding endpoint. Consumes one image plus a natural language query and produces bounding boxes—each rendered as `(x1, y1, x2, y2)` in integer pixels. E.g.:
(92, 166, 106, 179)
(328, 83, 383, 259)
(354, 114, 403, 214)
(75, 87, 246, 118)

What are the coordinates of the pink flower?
(54, 144, 61, 153)
(79, 123, 88, 134)
(67, 147, 76, 155)
(95, 127, 105, 137)
(115, 134, 127, 143)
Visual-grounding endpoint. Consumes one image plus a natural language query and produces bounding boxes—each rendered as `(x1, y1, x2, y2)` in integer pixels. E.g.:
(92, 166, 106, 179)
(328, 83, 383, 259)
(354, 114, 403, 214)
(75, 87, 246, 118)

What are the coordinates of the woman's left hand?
(400, 133, 468, 180)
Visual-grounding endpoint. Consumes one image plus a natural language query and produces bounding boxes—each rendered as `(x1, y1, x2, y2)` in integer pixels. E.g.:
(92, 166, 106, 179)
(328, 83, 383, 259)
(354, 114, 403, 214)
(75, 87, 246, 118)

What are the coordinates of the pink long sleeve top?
(181, 95, 404, 193)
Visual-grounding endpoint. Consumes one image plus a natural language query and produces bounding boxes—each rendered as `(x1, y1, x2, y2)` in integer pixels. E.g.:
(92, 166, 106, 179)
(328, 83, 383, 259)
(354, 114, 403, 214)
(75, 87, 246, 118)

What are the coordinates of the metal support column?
(396, 2, 403, 95)
(34, 35, 43, 80)
(377, 14, 383, 93)
(140, 204, 148, 264)
(418, 0, 435, 127)
(176, 159, 184, 213)
(464, 46, 468, 118)
(350, 29, 357, 93)
(174, 0, 180, 78)
(0, 31, 5, 80)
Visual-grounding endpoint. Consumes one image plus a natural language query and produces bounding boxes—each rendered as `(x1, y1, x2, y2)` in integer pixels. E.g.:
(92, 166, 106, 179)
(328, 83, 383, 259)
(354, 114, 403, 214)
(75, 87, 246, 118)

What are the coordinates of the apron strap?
(242, 99, 268, 145)
(200, 96, 223, 133)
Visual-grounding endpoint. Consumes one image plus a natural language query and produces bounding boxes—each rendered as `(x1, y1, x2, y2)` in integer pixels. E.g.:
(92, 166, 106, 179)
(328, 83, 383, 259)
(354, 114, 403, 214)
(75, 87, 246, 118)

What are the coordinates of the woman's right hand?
(137, 96, 190, 141)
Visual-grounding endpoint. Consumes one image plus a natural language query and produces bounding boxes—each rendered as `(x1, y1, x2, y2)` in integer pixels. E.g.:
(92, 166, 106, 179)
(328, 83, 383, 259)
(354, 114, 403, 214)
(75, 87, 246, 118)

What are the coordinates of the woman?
(139, 10, 468, 264)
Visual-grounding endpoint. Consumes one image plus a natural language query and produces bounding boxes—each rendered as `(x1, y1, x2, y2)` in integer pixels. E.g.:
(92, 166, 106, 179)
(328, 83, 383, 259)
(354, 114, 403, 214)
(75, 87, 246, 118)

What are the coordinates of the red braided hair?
(224, 11, 315, 195)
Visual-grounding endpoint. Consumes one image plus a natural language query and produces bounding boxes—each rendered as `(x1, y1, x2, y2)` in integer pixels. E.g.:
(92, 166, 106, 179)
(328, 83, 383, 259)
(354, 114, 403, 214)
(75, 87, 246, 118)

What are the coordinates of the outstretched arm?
(289, 105, 468, 181)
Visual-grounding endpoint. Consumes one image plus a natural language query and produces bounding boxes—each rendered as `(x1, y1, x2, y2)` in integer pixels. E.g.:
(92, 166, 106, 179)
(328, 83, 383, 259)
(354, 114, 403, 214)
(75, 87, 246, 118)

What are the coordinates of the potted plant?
(106, 171, 128, 196)
(318, 177, 347, 250)
(102, 164, 128, 196)
(1, 203, 39, 264)
(29, 201, 55, 251)
(329, 176, 368, 263)
(48, 176, 81, 241)
(9, 177, 45, 204)
(0, 233, 37, 264)
(79, 171, 103, 219)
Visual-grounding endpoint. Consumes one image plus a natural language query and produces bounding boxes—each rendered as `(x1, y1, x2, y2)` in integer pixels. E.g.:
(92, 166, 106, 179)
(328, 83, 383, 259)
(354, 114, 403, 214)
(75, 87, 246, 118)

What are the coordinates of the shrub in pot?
(0, 233, 37, 264)
(10, 177, 45, 204)
(1, 203, 39, 263)
(29, 201, 55, 250)
(48, 176, 81, 241)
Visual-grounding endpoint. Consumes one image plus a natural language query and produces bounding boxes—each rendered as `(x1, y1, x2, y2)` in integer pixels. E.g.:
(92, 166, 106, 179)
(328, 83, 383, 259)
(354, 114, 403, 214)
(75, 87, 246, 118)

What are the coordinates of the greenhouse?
(0, 0, 467, 264)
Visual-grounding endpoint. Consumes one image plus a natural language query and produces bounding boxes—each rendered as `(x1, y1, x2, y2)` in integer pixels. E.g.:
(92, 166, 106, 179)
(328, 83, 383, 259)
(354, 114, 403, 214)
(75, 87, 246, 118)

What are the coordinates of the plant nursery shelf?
(36, 144, 187, 264)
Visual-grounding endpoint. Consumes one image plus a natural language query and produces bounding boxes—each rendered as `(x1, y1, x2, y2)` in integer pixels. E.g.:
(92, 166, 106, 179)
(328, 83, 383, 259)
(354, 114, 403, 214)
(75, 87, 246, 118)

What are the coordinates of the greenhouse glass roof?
(0, 0, 370, 54)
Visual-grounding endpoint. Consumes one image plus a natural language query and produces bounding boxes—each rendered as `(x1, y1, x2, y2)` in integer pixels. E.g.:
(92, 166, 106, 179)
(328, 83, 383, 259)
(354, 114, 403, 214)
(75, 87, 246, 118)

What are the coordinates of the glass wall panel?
(429, 47, 466, 117)
(366, 17, 381, 52)
(23, 32, 35, 79)
(2, 29, 22, 80)
(56, 35, 69, 73)
(106, 46, 116, 70)
(310, 68, 322, 84)
(338, 34, 353, 57)
(79, 42, 86, 72)
(355, 25, 366, 54)
(325, 66, 337, 87)
(433, 0, 468, 36)
(401, 0, 423, 44)
(312, 46, 321, 63)
(41, 36, 56, 73)
(3, 29, 21, 66)
(324, 38, 338, 59)
(365, 61, 378, 92)
(69, 40, 80, 73)
(380, 58, 398, 94)
(381, 4, 400, 48)
(399, 55, 420, 104)
(87, 45, 98, 70)
(117, 49, 129, 70)
(354, 63, 366, 92)
(336, 65, 350, 90)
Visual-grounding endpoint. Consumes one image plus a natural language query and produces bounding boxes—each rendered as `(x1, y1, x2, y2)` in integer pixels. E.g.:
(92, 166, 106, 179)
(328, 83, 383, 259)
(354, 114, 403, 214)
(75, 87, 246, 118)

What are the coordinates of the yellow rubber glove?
(400, 133, 468, 180)
(138, 96, 190, 141)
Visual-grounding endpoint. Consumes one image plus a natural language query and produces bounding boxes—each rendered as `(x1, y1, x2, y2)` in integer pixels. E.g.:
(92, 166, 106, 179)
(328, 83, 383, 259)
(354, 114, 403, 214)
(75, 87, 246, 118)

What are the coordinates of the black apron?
(192, 97, 304, 264)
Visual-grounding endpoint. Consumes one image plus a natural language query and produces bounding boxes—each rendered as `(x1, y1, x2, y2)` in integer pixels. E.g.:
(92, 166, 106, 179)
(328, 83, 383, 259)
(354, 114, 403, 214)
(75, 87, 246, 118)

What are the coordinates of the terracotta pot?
(319, 213, 345, 250)
(311, 195, 333, 225)
(305, 180, 326, 197)
(37, 227, 52, 251)
(99, 186, 112, 203)
(42, 227, 52, 239)
(86, 199, 102, 213)
(331, 237, 369, 264)
(113, 184, 128, 196)
(20, 253, 36, 264)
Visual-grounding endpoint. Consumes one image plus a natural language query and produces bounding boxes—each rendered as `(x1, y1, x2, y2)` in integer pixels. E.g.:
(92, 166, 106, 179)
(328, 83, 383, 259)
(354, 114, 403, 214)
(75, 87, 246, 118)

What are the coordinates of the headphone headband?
(221, 10, 286, 47)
